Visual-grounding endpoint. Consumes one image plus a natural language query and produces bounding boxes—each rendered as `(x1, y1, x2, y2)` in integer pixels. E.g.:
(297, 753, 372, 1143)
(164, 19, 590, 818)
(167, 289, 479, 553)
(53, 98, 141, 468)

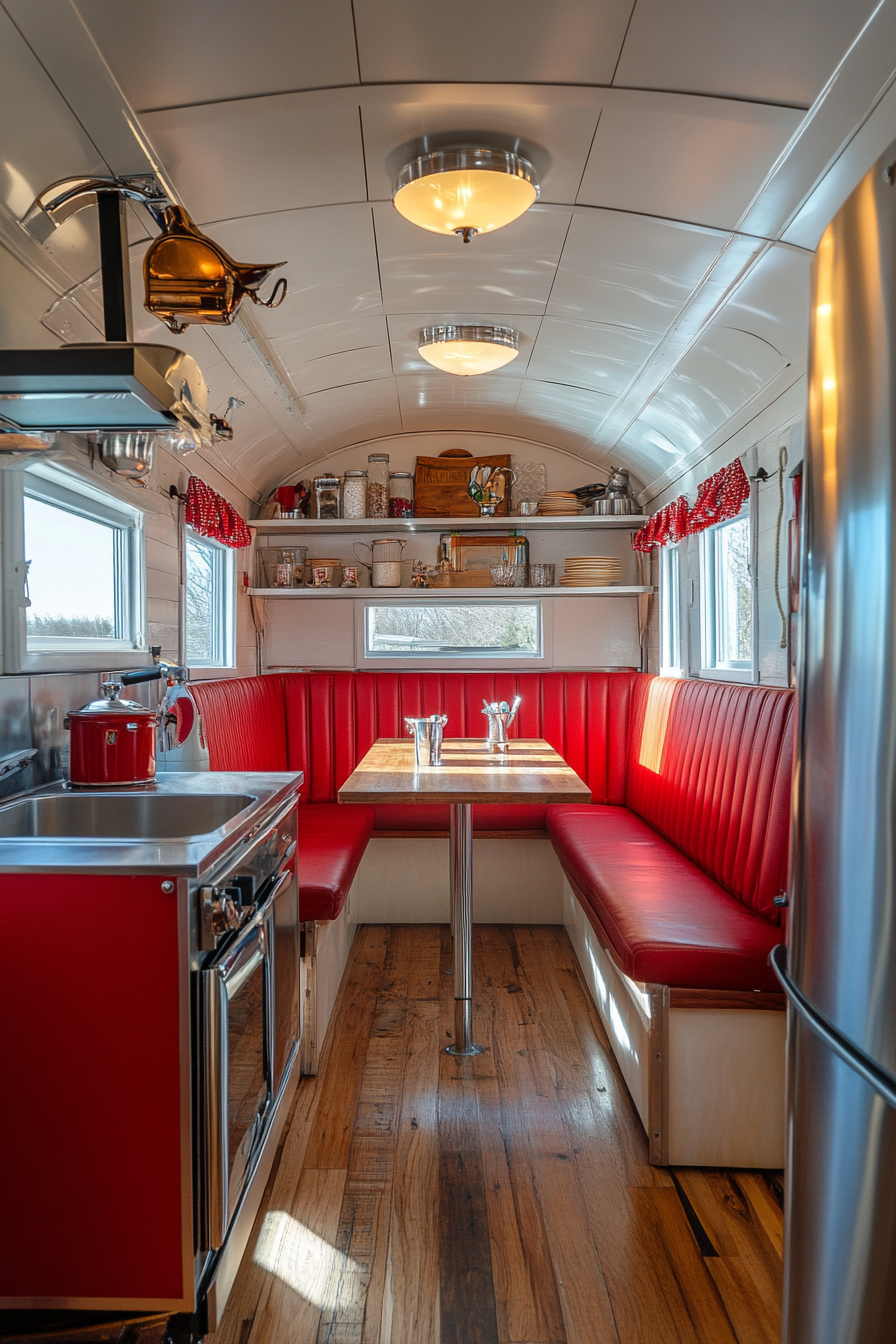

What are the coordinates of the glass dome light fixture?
(418, 325, 520, 376)
(393, 148, 539, 243)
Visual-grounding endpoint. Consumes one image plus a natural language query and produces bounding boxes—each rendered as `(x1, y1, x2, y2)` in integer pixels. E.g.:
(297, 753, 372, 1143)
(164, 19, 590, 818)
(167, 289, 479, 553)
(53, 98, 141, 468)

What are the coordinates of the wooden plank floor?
(215, 925, 784, 1344)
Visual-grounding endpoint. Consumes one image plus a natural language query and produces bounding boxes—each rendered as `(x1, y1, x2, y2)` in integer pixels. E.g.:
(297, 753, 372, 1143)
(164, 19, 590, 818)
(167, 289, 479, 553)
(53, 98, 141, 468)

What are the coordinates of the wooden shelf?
(248, 585, 655, 598)
(249, 514, 648, 535)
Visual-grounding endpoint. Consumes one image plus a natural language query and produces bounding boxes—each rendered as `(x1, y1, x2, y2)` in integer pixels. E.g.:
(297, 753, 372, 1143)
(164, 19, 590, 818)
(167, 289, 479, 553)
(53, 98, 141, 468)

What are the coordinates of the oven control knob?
(202, 885, 244, 937)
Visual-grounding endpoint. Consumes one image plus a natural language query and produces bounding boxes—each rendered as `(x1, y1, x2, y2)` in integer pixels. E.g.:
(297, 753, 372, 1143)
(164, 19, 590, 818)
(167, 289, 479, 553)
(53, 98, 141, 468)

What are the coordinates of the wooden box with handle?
(414, 450, 512, 517)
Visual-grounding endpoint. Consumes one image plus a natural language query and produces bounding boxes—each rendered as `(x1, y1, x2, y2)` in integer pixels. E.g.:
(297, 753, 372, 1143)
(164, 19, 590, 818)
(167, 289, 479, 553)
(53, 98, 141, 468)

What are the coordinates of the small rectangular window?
(185, 531, 234, 667)
(660, 544, 682, 674)
(701, 511, 753, 672)
(24, 468, 143, 654)
(364, 602, 541, 659)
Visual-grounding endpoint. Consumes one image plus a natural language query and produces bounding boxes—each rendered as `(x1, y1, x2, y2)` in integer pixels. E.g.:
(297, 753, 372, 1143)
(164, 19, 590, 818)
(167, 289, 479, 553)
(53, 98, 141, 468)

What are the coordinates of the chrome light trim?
(418, 325, 520, 353)
(392, 147, 540, 198)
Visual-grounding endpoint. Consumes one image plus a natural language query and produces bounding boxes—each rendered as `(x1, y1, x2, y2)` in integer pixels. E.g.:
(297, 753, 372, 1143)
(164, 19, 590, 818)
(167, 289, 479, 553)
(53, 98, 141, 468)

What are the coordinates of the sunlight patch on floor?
(254, 1210, 363, 1310)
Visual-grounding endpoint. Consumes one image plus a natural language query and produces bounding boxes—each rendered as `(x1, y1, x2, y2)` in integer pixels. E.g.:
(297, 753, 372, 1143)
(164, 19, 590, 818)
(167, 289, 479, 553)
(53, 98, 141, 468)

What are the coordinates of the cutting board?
(414, 453, 512, 517)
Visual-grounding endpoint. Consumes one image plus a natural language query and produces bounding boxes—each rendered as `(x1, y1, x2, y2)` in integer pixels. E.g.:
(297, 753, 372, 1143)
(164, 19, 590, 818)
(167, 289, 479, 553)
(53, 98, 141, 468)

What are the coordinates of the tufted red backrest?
(281, 670, 637, 805)
(625, 676, 794, 921)
(191, 675, 290, 775)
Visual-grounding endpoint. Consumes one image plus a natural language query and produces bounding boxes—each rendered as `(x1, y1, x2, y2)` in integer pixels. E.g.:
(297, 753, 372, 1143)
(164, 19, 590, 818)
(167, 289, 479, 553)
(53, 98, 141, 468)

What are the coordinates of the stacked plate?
(560, 556, 622, 587)
(537, 491, 585, 516)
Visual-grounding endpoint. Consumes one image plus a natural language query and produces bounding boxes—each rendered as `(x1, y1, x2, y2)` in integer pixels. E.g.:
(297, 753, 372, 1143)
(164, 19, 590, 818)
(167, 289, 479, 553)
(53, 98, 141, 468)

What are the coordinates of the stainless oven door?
(197, 922, 270, 1251)
(268, 866, 300, 1101)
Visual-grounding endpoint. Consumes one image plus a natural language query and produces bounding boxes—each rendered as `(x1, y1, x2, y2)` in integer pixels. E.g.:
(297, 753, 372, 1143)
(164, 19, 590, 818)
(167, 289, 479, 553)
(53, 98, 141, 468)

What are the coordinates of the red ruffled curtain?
(185, 476, 253, 549)
(685, 459, 750, 535)
(632, 495, 690, 552)
(631, 459, 751, 552)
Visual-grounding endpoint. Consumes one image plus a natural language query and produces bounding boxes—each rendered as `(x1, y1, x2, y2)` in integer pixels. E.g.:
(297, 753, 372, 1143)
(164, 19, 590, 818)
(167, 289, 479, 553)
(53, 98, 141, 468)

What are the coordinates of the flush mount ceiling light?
(418, 325, 520, 376)
(393, 148, 539, 243)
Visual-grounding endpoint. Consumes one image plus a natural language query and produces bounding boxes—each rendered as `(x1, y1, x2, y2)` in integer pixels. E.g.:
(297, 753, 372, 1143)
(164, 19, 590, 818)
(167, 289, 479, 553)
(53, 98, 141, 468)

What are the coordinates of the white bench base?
(301, 875, 359, 1075)
(563, 877, 786, 1168)
(352, 835, 565, 924)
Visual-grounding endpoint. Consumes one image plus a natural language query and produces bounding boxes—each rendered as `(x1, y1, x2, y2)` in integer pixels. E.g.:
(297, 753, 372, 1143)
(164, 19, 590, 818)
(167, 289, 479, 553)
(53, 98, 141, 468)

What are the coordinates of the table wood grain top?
(337, 738, 592, 806)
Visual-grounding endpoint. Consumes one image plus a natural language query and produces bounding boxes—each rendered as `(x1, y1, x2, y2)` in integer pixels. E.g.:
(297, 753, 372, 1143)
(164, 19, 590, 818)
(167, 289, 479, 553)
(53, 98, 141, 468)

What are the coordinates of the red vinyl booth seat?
(296, 803, 374, 922)
(548, 806, 783, 991)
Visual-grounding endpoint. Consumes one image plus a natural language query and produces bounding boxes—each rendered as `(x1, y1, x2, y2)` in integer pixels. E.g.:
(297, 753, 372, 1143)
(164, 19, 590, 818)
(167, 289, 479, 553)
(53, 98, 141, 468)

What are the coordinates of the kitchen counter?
(0, 770, 302, 875)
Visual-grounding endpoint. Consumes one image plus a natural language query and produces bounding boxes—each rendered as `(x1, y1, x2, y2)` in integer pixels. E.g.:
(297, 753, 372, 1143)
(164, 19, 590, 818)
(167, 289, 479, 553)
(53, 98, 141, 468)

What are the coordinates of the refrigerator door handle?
(770, 945, 896, 1110)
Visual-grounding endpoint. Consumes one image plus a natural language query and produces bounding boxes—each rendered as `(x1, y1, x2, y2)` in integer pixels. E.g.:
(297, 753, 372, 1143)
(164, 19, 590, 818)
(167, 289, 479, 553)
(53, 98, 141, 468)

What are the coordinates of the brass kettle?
(144, 206, 287, 334)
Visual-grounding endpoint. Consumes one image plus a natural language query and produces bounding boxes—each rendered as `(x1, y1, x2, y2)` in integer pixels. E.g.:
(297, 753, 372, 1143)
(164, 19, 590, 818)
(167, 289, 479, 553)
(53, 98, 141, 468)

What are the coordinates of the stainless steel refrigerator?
(774, 134, 896, 1342)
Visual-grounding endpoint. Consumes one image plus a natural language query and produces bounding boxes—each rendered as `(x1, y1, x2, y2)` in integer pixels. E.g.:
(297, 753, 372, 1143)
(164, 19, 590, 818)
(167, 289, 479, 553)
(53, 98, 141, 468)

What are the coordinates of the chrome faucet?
(404, 714, 448, 767)
(482, 696, 521, 753)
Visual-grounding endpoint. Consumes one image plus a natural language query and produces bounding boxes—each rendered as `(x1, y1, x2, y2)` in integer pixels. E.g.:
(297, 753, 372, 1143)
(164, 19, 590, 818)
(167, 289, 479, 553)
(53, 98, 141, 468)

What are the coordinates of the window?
(700, 510, 754, 674)
(22, 466, 143, 656)
(364, 602, 542, 660)
(185, 530, 234, 667)
(660, 544, 682, 674)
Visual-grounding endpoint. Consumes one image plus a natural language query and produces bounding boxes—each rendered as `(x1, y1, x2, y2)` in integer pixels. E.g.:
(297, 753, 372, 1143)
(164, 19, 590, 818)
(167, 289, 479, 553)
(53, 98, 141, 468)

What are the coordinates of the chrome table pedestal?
(446, 802, 482, 1056)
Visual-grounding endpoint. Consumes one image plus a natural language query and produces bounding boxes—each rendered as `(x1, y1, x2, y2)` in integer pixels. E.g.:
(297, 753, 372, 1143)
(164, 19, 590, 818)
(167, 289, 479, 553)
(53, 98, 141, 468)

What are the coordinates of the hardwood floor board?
(383, 1000, 441, 1344)
(253, 1167, 347, 1344)
(530, 1152, 620, 1344)
(704, 1259, 780, 1344)
(732, 1174, 785, 1262)
(304, 929, 390, 1171)
(438, 1070, 501, 1344)
(476, 1077, 567, 1344)
(628, 1188, 739, 1344)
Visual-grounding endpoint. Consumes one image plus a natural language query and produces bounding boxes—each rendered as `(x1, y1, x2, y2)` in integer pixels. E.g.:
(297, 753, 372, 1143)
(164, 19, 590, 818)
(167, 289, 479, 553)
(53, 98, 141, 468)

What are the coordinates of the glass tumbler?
(528, 563, 555, 587)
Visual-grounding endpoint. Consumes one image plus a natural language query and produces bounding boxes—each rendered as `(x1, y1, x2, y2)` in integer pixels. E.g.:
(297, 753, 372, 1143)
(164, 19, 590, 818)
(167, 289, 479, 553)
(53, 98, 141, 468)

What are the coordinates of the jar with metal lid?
(342, 469, 368, 519)
(366, 454, 389, 518)
(314, 475, 341, 519)
(389, 471, 415, 518)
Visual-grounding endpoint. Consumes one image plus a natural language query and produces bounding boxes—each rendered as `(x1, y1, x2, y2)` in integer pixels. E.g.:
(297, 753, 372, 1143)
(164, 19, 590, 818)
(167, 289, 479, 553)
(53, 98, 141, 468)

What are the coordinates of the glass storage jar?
(366, 454, 389, 518)
(342, 469, 368, 519)
(314, 475, 341, 519)
(389, 472, 415, 518)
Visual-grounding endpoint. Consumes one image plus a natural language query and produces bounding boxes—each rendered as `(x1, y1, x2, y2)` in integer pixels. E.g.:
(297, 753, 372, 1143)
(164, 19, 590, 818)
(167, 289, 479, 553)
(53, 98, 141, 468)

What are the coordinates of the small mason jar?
(389, 471, 415, 518)
(366, 453, 389, 518)
(342, 469, 368, 520)
(314, 475, 341, 519)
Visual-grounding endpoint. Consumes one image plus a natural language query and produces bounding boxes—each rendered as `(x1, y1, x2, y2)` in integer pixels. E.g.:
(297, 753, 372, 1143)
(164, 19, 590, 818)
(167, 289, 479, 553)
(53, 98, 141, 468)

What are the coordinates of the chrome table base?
(446, 802, 483, 1056)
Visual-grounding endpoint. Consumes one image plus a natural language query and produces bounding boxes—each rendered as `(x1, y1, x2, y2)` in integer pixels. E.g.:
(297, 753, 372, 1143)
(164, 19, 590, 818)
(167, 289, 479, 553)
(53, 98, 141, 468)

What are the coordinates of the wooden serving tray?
(414, 453, 511, 517)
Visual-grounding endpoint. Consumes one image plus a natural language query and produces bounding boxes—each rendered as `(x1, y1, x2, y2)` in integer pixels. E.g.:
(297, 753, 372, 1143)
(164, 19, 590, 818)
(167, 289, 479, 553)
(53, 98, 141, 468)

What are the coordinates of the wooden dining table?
(338, 737, 591, 1055)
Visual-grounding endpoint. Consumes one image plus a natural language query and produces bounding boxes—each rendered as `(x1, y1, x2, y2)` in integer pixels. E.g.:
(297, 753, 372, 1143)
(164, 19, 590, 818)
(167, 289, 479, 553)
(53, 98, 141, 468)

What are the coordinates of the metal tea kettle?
(468, 464, 515, 516)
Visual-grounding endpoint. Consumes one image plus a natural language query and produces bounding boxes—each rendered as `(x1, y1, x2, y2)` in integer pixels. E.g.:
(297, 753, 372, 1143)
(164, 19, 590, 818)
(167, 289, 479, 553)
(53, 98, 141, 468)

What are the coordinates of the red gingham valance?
(631, 458, 751, 552)
(685, 458, 750, 535)
(632, 495, 690, 552)
(185, 476, 252, 549)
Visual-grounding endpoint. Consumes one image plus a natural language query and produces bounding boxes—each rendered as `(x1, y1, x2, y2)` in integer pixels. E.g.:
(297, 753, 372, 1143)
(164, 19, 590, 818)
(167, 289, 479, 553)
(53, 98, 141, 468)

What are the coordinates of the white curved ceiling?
(1, 0, 894, 502)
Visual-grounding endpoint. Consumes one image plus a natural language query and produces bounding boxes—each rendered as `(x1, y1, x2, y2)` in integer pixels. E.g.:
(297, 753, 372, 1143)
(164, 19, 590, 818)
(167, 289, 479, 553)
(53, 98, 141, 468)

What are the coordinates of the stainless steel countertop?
(0, 771, 303, 876)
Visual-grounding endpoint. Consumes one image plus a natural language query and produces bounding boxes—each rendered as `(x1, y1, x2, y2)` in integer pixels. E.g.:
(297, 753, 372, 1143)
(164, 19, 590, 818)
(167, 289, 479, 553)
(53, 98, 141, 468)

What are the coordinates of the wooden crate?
(414, 454, 511, 517)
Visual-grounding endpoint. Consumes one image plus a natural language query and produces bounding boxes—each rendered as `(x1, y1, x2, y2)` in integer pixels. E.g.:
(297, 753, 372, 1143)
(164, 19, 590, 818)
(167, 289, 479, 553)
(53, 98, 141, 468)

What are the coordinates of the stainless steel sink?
(0, 791, 258, 841)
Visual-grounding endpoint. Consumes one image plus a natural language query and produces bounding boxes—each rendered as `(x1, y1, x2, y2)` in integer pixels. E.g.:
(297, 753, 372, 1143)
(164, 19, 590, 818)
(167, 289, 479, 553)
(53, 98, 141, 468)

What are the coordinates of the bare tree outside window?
(367, 604, 540, 657)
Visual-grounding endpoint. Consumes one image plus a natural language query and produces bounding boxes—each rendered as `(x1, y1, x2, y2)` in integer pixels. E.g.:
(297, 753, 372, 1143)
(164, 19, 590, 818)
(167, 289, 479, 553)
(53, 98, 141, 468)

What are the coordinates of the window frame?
(659, 542, 685, 676)
(184, 527, 236, 669)
(356, 598, 551, 670)
(698, 501, 758, 683)
(1, 462, 147, 674)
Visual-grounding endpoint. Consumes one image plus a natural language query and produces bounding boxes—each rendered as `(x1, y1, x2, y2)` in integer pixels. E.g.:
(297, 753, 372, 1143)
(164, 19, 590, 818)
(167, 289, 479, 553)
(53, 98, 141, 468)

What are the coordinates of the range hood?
(0, 176, 267, 452)
(0, 342, 217, 450)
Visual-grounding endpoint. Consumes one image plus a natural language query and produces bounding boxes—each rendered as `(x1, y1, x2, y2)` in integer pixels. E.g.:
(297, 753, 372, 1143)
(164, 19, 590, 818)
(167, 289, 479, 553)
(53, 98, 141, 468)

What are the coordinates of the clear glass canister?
(314, 475, 341, 519)
(342, 469, 368, 520)
(366, 454, 389, 518)
(389, 472, 415, 518)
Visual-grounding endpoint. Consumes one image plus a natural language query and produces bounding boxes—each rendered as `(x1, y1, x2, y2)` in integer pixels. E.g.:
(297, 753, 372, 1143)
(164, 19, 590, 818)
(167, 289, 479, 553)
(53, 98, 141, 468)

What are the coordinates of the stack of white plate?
(537, 491, 585, 516)
(559, 556, 622, 587)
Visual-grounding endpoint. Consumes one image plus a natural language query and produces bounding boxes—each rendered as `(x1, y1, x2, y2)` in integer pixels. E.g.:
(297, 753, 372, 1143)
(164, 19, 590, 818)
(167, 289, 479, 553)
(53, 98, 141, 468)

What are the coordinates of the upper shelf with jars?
(252, 453, 646, 534)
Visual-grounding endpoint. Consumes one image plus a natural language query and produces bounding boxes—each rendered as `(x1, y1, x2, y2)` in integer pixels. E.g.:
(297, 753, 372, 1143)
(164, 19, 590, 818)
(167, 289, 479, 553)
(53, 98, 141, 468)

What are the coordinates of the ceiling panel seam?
(609, 0, 640, 87)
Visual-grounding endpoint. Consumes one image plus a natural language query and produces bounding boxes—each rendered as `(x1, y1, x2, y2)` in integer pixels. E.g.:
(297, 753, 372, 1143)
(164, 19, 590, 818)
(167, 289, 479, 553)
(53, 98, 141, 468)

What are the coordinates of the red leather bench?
(548, 676, 794, 993)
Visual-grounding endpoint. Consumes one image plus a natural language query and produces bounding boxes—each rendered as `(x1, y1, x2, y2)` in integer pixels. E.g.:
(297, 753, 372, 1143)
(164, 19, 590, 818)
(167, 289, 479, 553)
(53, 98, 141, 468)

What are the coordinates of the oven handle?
(236, 866, 294, 941)
(239, 797, 298, 854)
(198, 923, 266, 1251)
